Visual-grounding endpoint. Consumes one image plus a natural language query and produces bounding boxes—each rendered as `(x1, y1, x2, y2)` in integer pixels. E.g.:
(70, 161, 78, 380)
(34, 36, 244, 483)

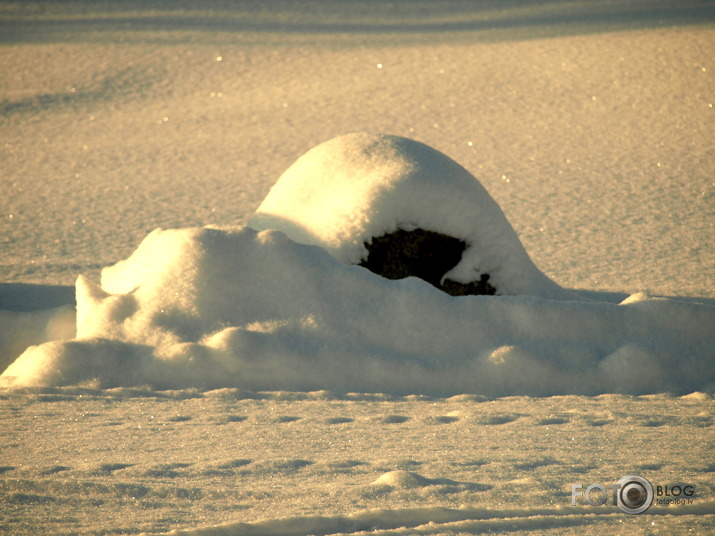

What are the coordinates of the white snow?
(249, 132, 568, 298)
(1, 389, 713, 535)
(1, 1, 714, 534)
(2, 133, 712, 395)
(2, 222, 713, 395)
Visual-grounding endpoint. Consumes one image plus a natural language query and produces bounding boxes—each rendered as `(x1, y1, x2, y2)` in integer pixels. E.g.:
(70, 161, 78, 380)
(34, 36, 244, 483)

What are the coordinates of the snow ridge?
(1, 226, 713, 395)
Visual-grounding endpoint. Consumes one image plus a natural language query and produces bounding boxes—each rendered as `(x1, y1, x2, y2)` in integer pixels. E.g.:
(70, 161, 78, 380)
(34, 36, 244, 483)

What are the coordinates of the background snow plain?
(1, 1, 714, 535)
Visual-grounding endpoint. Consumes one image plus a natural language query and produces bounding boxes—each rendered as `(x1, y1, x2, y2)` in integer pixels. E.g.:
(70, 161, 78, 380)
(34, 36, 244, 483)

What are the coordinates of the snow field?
(1, 2, 714, 534)
(0, 388, 713, 535)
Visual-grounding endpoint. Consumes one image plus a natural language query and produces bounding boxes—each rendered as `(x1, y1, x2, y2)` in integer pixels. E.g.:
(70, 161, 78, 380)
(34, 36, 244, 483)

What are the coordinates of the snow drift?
(249, 133, 569, 299)
(1, 134, 713, 395)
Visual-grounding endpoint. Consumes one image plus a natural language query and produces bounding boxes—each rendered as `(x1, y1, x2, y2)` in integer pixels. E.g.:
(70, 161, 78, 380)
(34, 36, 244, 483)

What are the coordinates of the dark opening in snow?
(359, 229, 496, 296)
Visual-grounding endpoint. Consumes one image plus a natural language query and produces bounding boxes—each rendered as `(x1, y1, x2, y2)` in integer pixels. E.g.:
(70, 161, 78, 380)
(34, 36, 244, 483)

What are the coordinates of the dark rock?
(441, 274, 496, 296)
(359, 228, 496, 296)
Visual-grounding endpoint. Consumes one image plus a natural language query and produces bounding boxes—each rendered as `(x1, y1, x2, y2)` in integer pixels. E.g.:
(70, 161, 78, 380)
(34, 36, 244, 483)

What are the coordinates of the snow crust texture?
(1, 389, 713, 536)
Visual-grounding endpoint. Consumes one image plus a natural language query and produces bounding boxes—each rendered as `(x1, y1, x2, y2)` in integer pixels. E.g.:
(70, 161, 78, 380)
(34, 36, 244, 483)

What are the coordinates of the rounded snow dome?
(249, 132, 567, 299)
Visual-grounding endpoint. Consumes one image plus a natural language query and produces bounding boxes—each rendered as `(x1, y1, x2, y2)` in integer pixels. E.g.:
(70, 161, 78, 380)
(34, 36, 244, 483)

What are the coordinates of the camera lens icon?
(616, 475, 654, 514)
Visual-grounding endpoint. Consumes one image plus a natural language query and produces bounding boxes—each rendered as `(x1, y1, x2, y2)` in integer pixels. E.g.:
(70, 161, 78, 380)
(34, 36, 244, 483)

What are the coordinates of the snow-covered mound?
(249, 133, 569, 299)
(1, 225, 713, 395)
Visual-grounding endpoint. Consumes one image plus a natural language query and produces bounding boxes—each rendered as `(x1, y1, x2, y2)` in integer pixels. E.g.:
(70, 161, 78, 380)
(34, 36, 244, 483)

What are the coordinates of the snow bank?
(2, 135, 712, 395)
(1, 224, 712, 395)
(0, 306, 75, 373)
(249, 133, 568, 299)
